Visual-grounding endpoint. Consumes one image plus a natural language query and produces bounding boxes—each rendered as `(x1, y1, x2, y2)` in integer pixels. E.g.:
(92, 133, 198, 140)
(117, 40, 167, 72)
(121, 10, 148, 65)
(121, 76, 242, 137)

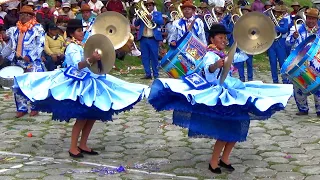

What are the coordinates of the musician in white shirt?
(88, 0, 104, 15)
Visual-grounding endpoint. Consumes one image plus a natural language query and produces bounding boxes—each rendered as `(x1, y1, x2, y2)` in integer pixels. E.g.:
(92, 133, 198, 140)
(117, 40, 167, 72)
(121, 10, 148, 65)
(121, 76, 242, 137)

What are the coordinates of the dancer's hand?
(214, 58, 224, 69)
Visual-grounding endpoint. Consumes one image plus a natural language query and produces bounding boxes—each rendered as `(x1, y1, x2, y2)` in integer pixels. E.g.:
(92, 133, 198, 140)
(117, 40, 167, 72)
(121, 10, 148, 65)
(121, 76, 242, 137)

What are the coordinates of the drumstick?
(217, 68, 222, 79)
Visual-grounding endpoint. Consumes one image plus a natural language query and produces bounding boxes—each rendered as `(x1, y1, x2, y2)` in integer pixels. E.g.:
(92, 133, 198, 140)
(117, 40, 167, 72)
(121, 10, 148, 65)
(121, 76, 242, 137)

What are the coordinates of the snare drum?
(161, 32, 207, 79)
(0, 66, 24, 88)
(281, 35, 320, 94)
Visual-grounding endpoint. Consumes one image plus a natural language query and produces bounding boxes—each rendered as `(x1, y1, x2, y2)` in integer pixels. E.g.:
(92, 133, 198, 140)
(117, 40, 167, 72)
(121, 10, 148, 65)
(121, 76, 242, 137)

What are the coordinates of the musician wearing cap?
(79, 4, 96, 43)
(169, 0, 207, 46)
(266, 5, 289, 84)
(0, 5, 45, 118)
(12, 19, 147, 158)
(286, 8, 320, 116)
(134, 0, 164, 79)
(282, 2, 300, 55)
(148, 23, 292, 174)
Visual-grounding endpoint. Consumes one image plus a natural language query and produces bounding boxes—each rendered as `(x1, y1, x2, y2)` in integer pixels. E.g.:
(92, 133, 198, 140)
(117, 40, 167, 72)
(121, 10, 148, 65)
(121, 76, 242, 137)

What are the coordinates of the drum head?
(0, 66, 24, 78)
(281, 35, 317, 74)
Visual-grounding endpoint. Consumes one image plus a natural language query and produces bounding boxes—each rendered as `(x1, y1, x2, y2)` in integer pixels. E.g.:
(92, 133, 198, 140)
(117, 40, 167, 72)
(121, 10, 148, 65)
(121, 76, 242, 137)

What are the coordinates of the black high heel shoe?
(208, 164, 222, 174)
(219, 160, 235, 171)
(68, 151, 84, 158)
(78, 147, 99, 155)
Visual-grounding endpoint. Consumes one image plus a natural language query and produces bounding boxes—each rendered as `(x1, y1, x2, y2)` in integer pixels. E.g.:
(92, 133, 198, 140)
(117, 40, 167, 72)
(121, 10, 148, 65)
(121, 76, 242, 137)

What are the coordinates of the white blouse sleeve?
(203, 51, 221, 83)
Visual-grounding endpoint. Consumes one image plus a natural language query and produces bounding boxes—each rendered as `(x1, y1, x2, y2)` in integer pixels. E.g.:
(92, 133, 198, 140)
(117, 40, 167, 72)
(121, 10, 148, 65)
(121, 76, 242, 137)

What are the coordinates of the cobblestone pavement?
(0, 71, 320, 180)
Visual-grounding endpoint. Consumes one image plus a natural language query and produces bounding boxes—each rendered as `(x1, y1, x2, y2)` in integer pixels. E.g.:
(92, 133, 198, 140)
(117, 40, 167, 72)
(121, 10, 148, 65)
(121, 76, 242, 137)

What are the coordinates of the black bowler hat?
(66, 19, 86, 29)
(209, 24, 231, 37)
(66, 19, 86, 38)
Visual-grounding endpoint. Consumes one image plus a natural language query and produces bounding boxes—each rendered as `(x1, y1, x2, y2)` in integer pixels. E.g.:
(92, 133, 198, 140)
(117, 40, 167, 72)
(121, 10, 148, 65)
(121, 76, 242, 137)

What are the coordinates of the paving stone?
(270, 164, 297, 172)
(104, 145, 125, 152)
(227, 172, 255, 180)
(0, 176, 15, 180)
(306, 175, 320, 180)
(247, 168, 277, 178)
(43, 176, 71, 180)
(15, 172, 46, 179)
(21, 165, 47, 172)
(264, 157, 289, 163)
(300, 166, 320, 175)
(276, 172, 305, 180)
(243, 160, 269, 168)
(260, 152, 287, 157)
(0, 169, 19, 175)
(169, 152, 194, 161)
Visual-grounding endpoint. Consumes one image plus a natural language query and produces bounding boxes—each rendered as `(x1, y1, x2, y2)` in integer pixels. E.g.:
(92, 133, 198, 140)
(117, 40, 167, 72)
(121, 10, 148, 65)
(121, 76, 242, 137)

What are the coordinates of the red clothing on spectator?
(106, 0, 124, 13)
(291, 11, 298, 15)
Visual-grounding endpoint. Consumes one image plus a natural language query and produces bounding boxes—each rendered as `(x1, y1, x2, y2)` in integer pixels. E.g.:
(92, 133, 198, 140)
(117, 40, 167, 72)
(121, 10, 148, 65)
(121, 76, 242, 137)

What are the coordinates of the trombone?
(263, 7, 282, 39)
(134, 1, 157, 29)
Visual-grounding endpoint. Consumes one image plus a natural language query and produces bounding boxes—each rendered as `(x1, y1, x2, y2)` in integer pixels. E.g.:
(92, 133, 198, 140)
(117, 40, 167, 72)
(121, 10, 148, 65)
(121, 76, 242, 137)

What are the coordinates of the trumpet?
(135, 1, 157, 29)
(204, 8, 219, 30)
(170, 3, 183, 21)
(263, 7, 282, 39)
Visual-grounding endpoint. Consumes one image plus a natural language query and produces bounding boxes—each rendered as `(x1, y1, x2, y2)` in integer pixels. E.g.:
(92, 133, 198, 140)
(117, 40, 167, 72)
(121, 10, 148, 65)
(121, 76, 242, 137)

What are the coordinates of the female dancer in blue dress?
(148, 24, 293, 173)
(13, 19, 147, 158)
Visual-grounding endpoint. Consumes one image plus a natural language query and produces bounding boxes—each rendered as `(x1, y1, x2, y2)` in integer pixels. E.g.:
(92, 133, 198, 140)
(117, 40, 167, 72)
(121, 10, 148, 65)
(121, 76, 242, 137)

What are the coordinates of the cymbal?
(91, 11, 130, 50)
(233, 12, 276, 55)
(84, 34, 115, 75)
(220, 42, 237, 85)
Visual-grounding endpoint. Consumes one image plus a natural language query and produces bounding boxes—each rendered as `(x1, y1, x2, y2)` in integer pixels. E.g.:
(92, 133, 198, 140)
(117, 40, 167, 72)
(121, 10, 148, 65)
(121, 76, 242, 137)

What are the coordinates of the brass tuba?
(134, 1, 157, 29)
(204, 7, 219, 30)
(231, 7, 243, 24)
(263, 7, 282, 39)
(170, 3, 183, 21)
(225, 0, 234, 14)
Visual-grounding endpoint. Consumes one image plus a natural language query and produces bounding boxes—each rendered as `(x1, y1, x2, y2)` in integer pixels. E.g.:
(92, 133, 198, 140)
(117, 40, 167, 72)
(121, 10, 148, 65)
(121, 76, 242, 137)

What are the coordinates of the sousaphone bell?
(220, 11, 276, 84)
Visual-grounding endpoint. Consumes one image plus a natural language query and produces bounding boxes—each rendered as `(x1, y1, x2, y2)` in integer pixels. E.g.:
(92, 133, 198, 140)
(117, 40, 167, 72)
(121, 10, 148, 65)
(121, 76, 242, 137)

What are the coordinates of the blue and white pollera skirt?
(13, 67, 148, 122)
(148, 77, 293, 142)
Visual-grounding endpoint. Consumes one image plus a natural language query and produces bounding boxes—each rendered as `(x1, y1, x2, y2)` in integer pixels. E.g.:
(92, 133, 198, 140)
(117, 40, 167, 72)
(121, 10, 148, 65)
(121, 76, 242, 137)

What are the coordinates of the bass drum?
(0, 66, 24, 89)
(161, 32, 207, 79)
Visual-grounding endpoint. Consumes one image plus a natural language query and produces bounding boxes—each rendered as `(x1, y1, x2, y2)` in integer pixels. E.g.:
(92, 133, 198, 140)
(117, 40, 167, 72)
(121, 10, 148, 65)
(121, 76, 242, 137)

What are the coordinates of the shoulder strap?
(187, 18, 197, 32)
